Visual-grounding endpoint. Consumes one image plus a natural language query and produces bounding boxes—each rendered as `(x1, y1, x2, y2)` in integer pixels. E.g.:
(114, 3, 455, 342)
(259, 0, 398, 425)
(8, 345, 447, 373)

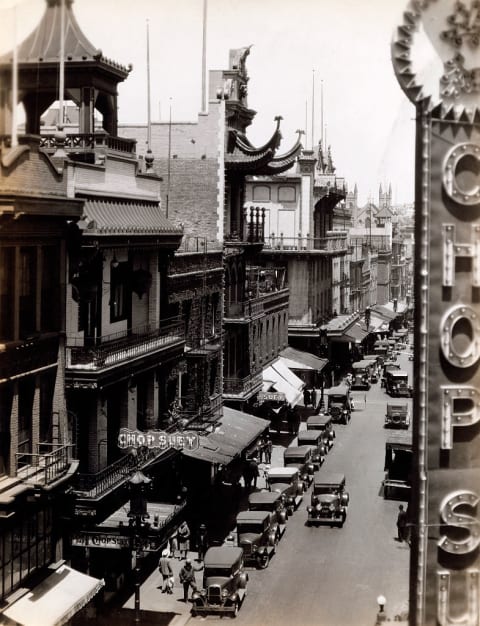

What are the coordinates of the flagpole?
(201, 0, 208, 113)
(320, 80, 324, 146)
(58, 0, 65, 127)
(11, 4, 18, 147)
(146, 18, 151, 150)
(311, 69, 315, 148)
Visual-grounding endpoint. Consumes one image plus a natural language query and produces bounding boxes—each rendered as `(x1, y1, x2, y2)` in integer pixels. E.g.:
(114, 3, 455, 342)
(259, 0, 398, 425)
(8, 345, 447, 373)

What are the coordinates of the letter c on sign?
(438, 490, 480, 555)
(440, 305, 480, 368)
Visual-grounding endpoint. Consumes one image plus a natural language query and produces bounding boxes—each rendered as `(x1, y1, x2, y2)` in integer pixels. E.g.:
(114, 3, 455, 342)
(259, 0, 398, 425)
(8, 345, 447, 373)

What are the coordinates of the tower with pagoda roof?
(0, 0, 131, 138)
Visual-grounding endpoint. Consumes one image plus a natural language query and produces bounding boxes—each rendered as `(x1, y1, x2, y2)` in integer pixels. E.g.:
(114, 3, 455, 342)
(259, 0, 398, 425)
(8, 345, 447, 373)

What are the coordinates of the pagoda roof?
(225, 117, 302, 175)
(0, 0, 130, 80)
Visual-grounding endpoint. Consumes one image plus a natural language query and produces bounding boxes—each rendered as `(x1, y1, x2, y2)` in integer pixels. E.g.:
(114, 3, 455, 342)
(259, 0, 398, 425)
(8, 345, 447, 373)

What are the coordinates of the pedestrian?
(287, 405, 295, 434)
(178, 521, 191, 559)
(249, 457, 259, 488)
(158, 548, 173, 594)
(196, 524, 208, 562)
(242, 461, 253, 490)
(303, 387, 311, 408)
(179, 558, 197, 602)
(257, 435, 265, 463)
(169, 530, 179, 559)
(310, 387, 317, 408)
(264, 434, 272, 464)
(397, 504, 407, 542)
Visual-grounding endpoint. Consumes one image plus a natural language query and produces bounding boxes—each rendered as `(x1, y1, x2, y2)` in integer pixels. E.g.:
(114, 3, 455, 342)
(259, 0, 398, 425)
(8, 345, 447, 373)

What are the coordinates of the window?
(278, 186, 296, 202)
(19, 247, 37, 339)
(0, 247, 14, 340)
(110, 262, 129, 323)
(252, 185, 270, 202)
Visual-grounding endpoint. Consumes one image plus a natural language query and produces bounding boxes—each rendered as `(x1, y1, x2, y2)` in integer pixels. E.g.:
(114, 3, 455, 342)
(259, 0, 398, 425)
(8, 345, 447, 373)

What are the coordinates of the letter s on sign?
(438, 491, 480, 555)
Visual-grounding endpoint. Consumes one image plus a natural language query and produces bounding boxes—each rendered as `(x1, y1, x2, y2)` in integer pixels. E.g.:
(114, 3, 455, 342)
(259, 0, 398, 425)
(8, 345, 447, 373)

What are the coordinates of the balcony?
(223, 371, 263, 400)
(66, 319, 184, 372)
(224, 297, 265, 322)
(15, 442, 75, 488)
(178, 393, 223, 430)
(225, 207, 265, 247)
(185, 332, 222, 356)
(262, 231, 348, 254)
(0, 333, 59, 381)
(39, 132, 136, 161)
(74, 443, 174, 501)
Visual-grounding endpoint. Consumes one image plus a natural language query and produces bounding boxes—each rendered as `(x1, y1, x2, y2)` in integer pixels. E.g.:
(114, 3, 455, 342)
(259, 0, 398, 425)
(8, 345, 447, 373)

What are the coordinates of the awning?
(262, 359, 304, 406)
(344, 323, 368, 344)
(182, 408, 269, 465)
(279, 347, 328, 372)
(369, 314, 389, 333)
(1, 564, 104, 626)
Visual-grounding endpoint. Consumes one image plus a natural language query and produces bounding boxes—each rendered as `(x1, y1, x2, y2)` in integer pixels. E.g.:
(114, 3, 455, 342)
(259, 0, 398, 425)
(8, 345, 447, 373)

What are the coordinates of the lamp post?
(375, 595, 387, 624)
(128, 468, 152, 624)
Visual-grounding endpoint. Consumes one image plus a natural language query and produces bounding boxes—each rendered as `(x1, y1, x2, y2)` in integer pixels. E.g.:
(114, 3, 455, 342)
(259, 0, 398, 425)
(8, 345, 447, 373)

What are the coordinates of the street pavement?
(122, 343, 414, 626)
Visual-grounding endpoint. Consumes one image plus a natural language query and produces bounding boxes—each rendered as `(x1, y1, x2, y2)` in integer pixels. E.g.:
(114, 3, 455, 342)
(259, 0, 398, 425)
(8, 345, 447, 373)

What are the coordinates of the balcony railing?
(16, 442, 74, 487)
(224, 297, 264, 320)
(0, 333, 59, 380)
(223, 371, 263, 397)
(225, 207, 266, 245)
(66, 318, 184, 370)
(178, 393, 223, 429)
(263, 231, 348, 253)
(74, 439, 175, 500)
(39, 132, 136, 156)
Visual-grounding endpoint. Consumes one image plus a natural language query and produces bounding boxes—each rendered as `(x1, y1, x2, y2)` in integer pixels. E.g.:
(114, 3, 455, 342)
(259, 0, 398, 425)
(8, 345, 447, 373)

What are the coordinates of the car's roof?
(267, 466, 299, 477)
(352, 360, 371, 368)
(204, 547, 243, 568)
(327, 385, 349, 395)
(284, 445, 311, 457)
(249, 491, 283, 505)
(236, 510, 270, 523)
(387, 370, 408, 377)
(297, 430, 323, 442)
(313, 471, 345, 486)
(307, 414, 331, 425)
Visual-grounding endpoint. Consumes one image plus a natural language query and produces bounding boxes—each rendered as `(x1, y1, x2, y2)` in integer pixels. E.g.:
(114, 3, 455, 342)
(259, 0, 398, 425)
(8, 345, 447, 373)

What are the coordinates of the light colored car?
(266, 467, 304, 515)
(307, 472, 349, 527)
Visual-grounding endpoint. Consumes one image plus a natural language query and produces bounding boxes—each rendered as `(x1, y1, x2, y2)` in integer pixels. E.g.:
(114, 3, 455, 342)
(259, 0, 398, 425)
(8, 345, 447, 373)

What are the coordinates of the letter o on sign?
(440, 305, 480, 368)
(443, 142, 480, 206)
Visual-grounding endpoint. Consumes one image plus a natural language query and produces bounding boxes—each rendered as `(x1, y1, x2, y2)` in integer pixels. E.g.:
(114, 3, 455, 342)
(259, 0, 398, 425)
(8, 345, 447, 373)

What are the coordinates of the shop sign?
(257, 391, 286, 403)
(71, 532, 162, 552)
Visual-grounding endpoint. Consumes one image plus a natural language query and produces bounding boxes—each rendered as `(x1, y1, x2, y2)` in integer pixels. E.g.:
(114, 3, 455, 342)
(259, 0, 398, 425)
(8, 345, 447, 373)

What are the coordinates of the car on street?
(306, 413, 335, 450)
(296, 430, 326, 468)
(351, 360, 372, 389)
(266, 467, 304, 515)
(384, 402, 410, 429)
(191, 546, 248, 617)
(306, 472, 350, 527)
(236, 510, 278, 568)
(283, 445, 316, 489)
(326, 384, 352, 423)
(383, 431, 413, 500)
(385, 369, 413, 397)
(248, 490, 287, 539)
(408, 354, 414, 361)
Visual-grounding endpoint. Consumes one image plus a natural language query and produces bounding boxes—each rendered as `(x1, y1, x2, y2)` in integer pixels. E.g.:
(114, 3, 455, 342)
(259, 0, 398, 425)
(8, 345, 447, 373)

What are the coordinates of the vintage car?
(306, 472, 349, 527)
(236, 510, 277, 568)
(191, 547, 248, 617)
(248, 491, 287, 539)
(306, 413, 335, 450)
(408, 354, 414, 361)
(266, 467, 304, 515)
(351, 360, 372, 390)
(296, 430, 326, 468)
(283, 445, 315, 488)
(385, 402, 410, 429)
(385, 370, 413, 397)
(326, 384, 352, 424)
(383, 431, 413, 500)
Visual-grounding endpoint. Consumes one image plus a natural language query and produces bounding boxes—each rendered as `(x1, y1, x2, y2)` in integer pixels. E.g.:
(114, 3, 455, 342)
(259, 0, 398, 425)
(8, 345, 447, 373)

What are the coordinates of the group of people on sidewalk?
(158, 521, 209, 602)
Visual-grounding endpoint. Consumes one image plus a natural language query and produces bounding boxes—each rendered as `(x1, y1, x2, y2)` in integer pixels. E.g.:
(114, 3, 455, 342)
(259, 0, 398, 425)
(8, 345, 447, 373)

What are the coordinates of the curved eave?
(255, 138, 303, 175)
(0, 0, 129, 79)
(225, 147, 276, 172)
(229, 116, 282, 158)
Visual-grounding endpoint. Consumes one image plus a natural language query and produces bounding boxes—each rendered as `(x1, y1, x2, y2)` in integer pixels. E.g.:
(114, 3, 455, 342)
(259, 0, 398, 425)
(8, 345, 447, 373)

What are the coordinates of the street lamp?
(128, 468, 152, 624)
(375, 595, 387, 624)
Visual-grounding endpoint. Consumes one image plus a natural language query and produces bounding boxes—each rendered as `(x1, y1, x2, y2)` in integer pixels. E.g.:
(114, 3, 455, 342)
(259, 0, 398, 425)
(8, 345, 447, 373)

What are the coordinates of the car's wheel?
(257, 554, 270, 569)
(191, 608, 198, 617)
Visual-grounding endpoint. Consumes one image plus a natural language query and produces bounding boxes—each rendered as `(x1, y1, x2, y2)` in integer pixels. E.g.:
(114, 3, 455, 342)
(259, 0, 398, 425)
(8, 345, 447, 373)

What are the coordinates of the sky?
(0, 0, 418, 205)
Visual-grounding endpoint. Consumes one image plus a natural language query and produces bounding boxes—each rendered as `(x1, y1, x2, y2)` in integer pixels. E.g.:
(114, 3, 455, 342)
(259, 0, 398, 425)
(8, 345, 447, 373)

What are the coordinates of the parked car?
(283, 445, 315, 489)
(381, 362, 401, 387)
(385, 403, 410, 429)
(236, 510, 278, 568)
(266, 467, 304, 515)
(408, 354, 414, 361)
(383, 431, 413, 499)
(351, 360, 372, 390)
(306, 472, 350, 527)
(296, 430, 326, 468)
(191, 547, 248, 617)
(248, 491, 287, 540)
(326, 384, 352, 424)
(306, 413, 335, 450)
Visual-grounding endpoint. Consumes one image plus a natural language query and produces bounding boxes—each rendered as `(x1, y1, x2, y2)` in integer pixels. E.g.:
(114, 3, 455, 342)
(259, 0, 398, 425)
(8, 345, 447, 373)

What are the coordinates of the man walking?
(158, 548, 173, 594)
(179, 558, 197, 602)
(396, 504, 407, 542)
(264, 434, 272, 464)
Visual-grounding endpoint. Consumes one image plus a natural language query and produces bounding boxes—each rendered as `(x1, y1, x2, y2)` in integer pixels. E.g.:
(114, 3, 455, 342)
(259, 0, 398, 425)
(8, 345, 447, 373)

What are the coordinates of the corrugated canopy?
(1, 564, 104, 626)
(83, 199, 182, 236)
(344, 323, 368, 344)
(263, 359, 304, 406)
(280, 347, 327, 372)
